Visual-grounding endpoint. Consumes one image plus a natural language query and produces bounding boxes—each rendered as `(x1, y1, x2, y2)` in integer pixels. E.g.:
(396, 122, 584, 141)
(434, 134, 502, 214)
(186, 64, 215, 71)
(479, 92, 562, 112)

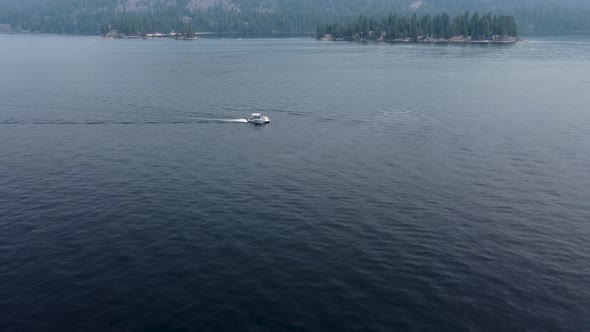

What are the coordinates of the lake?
(1, 35, 589, 331)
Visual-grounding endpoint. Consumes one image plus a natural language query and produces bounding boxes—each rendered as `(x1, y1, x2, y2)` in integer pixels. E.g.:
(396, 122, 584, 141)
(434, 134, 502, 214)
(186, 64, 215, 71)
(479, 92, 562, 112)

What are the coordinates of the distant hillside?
(0, 0, 589, 35)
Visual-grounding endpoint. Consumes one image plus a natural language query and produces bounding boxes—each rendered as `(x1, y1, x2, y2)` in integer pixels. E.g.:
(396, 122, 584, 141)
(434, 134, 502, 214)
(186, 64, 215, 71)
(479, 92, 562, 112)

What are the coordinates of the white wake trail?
(188, 117, 249, 123)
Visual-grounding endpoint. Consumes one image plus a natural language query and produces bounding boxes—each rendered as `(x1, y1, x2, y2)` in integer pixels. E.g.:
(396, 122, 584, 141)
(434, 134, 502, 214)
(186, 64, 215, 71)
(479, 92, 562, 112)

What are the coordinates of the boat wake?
(189, 117, 249, 123)
(220, 118, 249, 123)
(0, 118, 251, 125)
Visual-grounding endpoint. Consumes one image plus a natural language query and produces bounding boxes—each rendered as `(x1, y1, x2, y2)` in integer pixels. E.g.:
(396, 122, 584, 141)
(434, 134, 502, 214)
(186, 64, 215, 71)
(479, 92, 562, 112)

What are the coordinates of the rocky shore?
(320, 34, 520, 44)
(103, 30, 198, 40)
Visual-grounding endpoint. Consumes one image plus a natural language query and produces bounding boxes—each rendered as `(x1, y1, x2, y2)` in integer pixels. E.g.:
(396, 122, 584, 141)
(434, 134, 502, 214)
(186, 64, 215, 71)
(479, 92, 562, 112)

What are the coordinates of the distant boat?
(248, 113, 270, 124)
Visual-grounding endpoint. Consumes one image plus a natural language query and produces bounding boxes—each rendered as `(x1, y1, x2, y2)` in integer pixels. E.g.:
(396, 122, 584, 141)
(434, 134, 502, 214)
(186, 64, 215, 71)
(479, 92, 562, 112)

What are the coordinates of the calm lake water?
(1, 35, 590, 331)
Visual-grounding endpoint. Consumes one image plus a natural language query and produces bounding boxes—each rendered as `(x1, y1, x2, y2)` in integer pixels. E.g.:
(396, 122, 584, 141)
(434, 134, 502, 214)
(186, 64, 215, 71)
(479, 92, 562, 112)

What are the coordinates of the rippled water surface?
(1, 35, 590, 331)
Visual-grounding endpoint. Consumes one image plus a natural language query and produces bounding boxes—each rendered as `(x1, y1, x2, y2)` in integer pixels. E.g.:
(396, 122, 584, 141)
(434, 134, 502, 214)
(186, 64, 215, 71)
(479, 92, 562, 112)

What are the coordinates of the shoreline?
(319, 35, 522, 44)
(0, 32, 532, 44)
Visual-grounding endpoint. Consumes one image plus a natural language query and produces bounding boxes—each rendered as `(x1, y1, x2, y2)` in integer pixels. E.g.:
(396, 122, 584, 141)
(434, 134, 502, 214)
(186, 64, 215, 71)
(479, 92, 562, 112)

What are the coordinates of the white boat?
(248, 113, 270, 124)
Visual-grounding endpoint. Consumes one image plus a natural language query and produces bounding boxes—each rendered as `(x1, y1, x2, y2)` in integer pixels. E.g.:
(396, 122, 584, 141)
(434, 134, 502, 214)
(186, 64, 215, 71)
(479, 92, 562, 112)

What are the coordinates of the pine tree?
(441, 12, 451, 39)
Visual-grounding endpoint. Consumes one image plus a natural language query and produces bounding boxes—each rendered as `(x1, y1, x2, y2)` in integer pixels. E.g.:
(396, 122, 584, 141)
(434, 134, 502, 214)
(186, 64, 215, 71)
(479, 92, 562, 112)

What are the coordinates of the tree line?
(0, 0, 587, 35)
(317, 12, 518, 41)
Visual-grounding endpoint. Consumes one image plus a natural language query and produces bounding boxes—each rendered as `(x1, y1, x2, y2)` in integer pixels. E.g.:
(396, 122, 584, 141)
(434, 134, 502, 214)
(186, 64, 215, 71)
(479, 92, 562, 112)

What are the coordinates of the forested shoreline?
(0, 0, 588, 36)
(317, 12, 518, 43)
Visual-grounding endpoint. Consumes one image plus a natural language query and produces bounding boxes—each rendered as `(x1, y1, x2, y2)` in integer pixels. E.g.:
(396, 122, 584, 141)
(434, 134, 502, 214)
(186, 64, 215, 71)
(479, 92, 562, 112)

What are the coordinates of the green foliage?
(317, 11, 518, 41)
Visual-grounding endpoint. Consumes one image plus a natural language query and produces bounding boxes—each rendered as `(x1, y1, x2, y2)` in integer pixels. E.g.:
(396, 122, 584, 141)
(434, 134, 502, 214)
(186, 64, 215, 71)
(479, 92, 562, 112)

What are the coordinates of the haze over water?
(1, 35, 590, 331)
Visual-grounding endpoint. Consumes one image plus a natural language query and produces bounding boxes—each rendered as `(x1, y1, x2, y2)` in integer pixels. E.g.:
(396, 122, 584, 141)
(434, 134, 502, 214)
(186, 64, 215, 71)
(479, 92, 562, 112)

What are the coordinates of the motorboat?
(248, 113, 270, 124)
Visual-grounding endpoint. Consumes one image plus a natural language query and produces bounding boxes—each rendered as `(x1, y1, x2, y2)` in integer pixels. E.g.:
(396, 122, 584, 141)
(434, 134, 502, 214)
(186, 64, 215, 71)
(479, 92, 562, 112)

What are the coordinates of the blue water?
(1, 35, 590, 331)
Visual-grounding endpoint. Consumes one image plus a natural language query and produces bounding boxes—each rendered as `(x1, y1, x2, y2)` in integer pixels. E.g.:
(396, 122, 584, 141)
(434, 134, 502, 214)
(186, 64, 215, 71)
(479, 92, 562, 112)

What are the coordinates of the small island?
(103, 16, 200, 40)
(316, 11, 520, 44)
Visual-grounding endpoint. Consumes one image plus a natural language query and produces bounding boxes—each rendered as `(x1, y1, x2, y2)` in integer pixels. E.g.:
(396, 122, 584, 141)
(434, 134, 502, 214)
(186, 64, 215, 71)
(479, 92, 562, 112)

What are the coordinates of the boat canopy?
(251, 113, 261, 118)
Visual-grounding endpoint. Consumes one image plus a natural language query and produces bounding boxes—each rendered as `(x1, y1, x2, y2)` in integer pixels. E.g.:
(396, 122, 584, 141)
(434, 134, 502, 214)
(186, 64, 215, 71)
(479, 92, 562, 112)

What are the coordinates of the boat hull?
(248, 120, 270, 124)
